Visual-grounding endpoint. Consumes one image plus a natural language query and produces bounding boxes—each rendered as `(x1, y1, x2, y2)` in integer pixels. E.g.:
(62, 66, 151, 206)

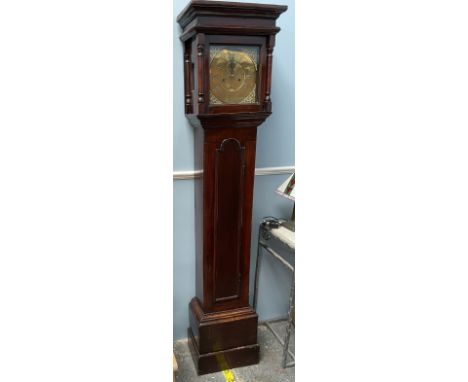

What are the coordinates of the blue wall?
(173, 0, 295, 340)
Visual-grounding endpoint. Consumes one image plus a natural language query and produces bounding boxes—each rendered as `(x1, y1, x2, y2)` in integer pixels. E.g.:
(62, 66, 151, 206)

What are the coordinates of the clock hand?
(228, 58, 235, 76)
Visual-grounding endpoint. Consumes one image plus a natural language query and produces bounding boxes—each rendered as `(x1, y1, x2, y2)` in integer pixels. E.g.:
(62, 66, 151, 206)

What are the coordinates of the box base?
(188, 328, 260, 375)
(188, 297, 260, 375)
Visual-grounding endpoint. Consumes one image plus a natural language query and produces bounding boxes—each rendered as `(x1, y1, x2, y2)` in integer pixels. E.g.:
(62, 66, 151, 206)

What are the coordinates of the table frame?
(252, 217, 295, 368)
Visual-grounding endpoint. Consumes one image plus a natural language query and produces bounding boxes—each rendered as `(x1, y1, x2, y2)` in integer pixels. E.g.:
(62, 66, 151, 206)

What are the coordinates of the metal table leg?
(253, 220, 295, 368)
(282, 270, 295, 368)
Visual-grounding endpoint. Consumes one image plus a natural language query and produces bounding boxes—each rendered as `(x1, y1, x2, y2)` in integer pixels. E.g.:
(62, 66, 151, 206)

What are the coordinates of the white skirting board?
(173, 166, 294, 180)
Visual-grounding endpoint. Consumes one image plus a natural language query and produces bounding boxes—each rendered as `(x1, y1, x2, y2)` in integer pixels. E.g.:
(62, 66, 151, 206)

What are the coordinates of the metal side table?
(253, 217, 295, 368)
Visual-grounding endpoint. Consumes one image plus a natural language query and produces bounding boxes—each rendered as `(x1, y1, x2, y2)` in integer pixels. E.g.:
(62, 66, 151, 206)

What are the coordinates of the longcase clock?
(177, 0, 287, 375)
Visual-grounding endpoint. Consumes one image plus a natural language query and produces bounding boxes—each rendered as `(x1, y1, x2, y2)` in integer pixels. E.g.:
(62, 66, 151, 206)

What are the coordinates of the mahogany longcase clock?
(177, 0, 287, 375)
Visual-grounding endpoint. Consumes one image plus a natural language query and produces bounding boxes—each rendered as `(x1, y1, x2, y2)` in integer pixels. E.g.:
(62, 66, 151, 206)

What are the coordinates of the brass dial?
(210, 48, 257, 105)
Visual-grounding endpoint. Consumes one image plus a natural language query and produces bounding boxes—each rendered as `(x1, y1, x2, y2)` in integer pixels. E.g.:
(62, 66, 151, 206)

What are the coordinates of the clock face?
(209, 45, 259, 105)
